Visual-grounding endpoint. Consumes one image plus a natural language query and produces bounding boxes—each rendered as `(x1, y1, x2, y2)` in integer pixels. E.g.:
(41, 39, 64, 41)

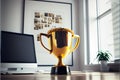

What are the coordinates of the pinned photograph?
(35, 12, 40, 18)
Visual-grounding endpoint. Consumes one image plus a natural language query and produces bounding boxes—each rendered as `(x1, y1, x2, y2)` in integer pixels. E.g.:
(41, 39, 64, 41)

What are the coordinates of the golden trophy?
(39, 28, 80, 75)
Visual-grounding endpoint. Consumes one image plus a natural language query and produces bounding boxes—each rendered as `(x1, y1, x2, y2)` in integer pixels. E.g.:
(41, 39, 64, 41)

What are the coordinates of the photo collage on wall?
(34, 12, 62, 30)
(24, 0, 73, 66)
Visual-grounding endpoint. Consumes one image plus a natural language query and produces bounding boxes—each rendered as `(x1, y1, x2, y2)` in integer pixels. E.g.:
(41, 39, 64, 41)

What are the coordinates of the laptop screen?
(1, 31, 37, 63)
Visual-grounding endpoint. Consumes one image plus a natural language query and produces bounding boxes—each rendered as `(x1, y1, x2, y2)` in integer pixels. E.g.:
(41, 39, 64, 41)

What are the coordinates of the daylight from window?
(87, 0, 120, 64)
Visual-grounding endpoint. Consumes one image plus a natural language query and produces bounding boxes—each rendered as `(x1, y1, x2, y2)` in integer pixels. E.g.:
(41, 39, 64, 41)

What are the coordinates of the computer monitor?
(1, 31, 37, 74)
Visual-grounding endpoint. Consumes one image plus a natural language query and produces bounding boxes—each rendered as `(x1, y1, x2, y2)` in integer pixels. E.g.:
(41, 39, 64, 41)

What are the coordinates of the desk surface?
(1, 71, 120, 80)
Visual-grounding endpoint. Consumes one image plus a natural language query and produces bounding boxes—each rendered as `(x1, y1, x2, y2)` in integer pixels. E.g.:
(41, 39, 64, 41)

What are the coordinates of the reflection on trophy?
(39, 28, 80, 75)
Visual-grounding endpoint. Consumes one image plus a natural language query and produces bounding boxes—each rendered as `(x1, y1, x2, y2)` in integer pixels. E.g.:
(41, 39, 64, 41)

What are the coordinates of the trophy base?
(51, 66, 71, 75)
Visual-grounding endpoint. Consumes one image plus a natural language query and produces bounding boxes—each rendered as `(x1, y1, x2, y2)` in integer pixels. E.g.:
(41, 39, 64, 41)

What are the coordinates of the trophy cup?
(39, 28, 80, 75)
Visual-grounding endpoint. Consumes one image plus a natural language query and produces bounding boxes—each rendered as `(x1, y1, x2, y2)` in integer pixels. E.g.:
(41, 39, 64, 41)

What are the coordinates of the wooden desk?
(1, 71, 120, 80)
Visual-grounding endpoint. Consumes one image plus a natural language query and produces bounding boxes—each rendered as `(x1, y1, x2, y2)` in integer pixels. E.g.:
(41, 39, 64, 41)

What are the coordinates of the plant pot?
(100, 61, 109, 72)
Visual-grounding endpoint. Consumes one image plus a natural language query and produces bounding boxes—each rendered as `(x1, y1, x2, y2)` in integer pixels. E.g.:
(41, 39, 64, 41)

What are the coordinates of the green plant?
(96, 50, 112, 62)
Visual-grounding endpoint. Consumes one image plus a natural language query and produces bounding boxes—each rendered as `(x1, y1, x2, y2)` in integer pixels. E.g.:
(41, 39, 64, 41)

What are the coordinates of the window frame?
(85, 0, 117, 65)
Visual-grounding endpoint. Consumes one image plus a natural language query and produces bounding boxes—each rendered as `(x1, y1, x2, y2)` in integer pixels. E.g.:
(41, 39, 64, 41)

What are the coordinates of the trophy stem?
(57, 56, 64, 66)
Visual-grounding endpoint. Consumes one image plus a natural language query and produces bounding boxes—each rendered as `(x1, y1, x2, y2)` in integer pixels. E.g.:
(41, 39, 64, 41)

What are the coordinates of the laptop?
(1, 31, 37, 74)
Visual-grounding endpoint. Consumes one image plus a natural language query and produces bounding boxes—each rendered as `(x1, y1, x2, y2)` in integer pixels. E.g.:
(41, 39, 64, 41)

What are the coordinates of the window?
(86, 0, 120, 64)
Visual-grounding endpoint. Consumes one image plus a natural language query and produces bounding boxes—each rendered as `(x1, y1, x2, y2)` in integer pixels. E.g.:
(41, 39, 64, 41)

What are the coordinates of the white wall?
(0, 0, 1, 30)
(1, 0, 23, 32)
(77, 0, 86, 71)
(0, 0, 1, 29)
(0, 0, 1, 28)
(0, 0, 1, 63)
(1, 0, 86, 71)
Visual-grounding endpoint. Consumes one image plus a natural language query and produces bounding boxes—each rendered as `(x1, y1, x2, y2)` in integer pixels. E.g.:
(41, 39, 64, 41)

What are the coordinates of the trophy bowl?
(39, 28, 80, 75)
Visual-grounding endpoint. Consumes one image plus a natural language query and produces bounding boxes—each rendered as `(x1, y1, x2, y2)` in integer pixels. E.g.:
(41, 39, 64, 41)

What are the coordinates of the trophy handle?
(70, 35, 80, 52)
(40, 33, 52, 53)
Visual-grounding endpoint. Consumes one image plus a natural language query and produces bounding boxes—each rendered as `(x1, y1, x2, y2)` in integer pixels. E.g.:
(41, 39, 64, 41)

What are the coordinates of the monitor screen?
(1, 31, 37, 63)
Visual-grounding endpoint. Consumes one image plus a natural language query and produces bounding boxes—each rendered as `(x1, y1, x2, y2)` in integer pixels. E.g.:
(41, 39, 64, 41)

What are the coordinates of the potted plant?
(96, 50, 112, 71)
